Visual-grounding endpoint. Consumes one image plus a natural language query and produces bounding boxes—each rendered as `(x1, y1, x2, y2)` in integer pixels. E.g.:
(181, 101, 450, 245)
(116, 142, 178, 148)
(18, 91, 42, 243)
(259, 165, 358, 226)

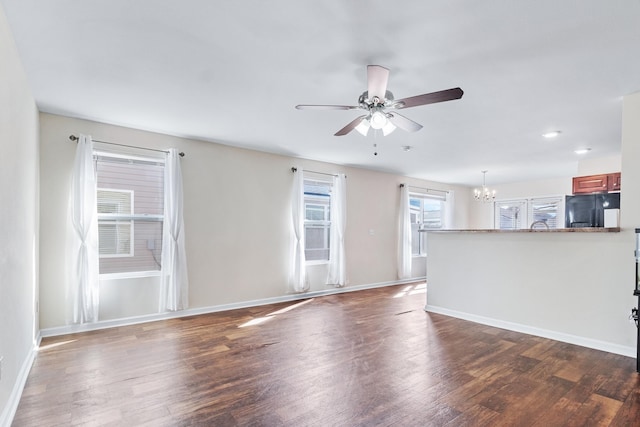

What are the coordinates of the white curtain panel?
(443, 190, 456, 229)
(289, 169, 308, 292)
(67, 134, 100, 324)
(397, 184, 412, 280)
(327, 173, 347, 287)
(160, 148, 189, 311)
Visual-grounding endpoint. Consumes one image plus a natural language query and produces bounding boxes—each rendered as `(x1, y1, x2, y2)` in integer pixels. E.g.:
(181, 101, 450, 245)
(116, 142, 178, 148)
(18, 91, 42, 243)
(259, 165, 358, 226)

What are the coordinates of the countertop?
(422, 227, 621, 233)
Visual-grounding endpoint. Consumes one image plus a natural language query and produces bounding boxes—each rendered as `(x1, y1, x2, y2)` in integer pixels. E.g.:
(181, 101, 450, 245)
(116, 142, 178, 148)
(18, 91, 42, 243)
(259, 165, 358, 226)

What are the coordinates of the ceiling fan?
(295, 65, 463, 137)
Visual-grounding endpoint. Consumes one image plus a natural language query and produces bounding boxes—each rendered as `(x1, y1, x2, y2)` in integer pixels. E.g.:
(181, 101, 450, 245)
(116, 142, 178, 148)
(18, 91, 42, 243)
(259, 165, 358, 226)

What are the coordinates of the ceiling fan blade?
(394, 87, 464, 109)
(387, 112, 423, 133)
(335, 115, 367, 136)
(296, 104, 359, 110)
(367, 65, 390, 100)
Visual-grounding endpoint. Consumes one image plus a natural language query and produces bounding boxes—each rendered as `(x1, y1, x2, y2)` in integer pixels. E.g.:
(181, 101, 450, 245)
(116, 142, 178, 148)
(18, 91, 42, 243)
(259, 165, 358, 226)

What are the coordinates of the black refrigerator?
(565, 193, 620, 228)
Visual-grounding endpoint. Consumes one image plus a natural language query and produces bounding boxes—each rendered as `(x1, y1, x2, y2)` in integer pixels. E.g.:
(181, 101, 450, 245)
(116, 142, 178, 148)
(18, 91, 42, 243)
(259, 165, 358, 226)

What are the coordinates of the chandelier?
(474, 170, 496, 202)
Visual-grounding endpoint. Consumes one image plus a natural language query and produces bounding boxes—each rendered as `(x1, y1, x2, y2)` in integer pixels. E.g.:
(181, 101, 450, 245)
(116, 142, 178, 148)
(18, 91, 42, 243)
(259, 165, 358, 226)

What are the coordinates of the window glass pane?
(422, 198, 443, 229)
(306, 204, 326, 221)
(98, 189, 132, 214)
(530, 198, 561, 229)
(98, 220, 163, 274)
(305, 225, 330, 261)
(98, 221, 132, 256)
(96, 157, 164, 215)
(496, 201, 526, 229)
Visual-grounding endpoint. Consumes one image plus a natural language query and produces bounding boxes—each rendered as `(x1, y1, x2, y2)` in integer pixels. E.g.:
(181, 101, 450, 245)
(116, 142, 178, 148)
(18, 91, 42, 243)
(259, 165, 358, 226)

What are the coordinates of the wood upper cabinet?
(572, 172, 621, 194)
(608, 172, 621, 191)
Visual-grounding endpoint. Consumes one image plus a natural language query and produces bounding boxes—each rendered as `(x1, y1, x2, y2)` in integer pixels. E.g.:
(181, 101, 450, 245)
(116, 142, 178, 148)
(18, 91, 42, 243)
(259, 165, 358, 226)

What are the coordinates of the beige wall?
(621, 92, 640, 230)
(39, 113, 471, 329)
(578, 154, 622, 176)
(0, 5, 40, 424)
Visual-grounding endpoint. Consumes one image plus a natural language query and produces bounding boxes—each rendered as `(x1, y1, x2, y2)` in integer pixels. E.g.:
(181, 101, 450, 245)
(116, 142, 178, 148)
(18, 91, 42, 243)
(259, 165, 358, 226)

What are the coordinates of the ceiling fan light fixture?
(370, 110, 387, 130)
(355, 118, 371, 136)
(382, 119, 396, 136)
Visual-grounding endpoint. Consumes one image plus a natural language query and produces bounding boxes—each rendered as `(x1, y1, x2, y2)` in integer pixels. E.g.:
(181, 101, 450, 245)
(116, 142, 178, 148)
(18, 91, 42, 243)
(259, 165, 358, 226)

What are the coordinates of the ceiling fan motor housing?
(359, 90, 395, 110)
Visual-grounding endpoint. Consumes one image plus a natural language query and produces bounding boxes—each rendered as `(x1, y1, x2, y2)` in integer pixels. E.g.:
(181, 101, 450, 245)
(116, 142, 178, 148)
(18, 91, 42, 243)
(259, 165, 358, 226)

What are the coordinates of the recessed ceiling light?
(542, 131, 561, 138)
(574, 148, 591, 155)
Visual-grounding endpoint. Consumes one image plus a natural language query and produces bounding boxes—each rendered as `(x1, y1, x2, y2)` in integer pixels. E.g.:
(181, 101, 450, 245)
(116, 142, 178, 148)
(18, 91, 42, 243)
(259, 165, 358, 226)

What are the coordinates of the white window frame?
(94, 150, 165, 276)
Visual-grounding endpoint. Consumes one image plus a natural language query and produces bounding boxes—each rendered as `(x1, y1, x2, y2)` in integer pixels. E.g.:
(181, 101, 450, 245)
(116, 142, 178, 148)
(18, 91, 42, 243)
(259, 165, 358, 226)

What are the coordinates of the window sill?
(306, 260, 329, 266)
(99, 270, 161, 280)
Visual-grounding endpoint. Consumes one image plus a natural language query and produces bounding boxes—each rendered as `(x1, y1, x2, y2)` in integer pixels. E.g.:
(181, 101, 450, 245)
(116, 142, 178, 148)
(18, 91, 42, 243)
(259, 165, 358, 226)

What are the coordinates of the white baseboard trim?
(0, 334, 41, 427)
(425, 304, 636, 358)
(41, 277, 426, 338)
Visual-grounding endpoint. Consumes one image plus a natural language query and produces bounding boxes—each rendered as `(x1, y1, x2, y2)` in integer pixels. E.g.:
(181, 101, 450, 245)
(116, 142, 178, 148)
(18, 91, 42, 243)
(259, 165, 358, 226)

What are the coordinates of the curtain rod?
(69, 135, 185, 157)
(400, 183, 448, 195)
(291, 167, 343, 178)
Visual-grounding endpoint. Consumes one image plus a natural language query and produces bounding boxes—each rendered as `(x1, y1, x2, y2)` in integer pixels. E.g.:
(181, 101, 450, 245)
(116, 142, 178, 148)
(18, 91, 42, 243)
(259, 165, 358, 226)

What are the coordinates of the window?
(304, 177, 332, 262)
(494, 196, 564, 230)
(495, 200, 527, 230)
(95, 152, 164, 275)
(410, 194, 444, 256)
(529, 198, 562, 229)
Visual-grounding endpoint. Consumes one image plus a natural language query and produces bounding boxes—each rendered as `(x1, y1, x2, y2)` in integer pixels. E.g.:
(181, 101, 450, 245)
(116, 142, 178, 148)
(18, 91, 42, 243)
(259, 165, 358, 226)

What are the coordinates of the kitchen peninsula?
(424, 227, 634, 357)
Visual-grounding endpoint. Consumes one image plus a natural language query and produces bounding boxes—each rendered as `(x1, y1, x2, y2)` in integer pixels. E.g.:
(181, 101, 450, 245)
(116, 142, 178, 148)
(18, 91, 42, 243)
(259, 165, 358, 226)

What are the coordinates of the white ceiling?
(2, 0, 640, 186)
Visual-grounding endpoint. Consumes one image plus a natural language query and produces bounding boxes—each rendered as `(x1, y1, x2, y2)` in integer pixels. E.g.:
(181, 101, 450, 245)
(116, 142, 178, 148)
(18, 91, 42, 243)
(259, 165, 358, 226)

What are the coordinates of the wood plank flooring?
(13, 283, 640, 426)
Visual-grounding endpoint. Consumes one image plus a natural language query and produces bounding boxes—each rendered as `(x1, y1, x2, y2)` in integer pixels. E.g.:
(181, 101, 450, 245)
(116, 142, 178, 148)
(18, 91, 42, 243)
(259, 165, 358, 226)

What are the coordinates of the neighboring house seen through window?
(95, 152, 165, 275)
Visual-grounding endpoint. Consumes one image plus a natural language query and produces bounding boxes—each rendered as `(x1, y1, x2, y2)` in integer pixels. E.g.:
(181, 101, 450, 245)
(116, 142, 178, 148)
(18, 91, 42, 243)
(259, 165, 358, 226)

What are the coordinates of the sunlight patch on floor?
(393, 282, 426, 298)
(38, 339, 77, 351)
(239, 298, 315, 328)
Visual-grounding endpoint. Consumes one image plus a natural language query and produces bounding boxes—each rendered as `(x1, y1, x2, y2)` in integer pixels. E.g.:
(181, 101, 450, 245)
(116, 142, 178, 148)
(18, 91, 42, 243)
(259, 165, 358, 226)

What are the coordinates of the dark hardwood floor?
(13, 283, 640, 426)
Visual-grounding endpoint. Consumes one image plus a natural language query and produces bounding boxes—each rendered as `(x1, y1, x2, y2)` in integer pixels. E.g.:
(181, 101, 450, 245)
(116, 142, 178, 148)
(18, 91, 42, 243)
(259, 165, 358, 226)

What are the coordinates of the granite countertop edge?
(422, 227, 621, 233)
